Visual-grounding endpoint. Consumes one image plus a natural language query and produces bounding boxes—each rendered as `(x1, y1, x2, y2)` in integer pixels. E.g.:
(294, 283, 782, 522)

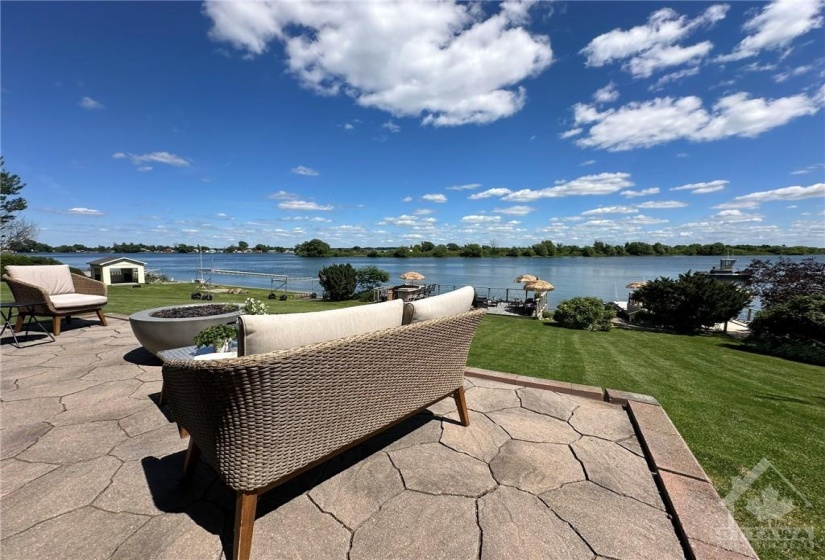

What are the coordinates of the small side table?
(0, 301, 56, 348)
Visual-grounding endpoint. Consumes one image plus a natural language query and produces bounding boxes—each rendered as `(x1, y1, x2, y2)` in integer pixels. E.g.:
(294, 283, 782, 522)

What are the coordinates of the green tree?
(461, 244, 483, 257)
(420, 241, 435, 252)
(746, 294, 825, 366)
(238, 240, 249, 251)
(1, 157, 37, 250)
(295, 238, 331, 257)
(355, 265, 390, 292)
(632, 271, 752, 333)
(318, 263, 357, 301)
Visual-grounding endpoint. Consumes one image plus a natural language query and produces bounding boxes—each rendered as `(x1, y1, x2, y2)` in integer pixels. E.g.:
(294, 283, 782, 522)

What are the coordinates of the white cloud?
(382, 121, 401, 133)
(723, 183, 825, 207)
(581, 206, 638, 215)
(66, 207, 103, 216)
(291, 165, 319, 176)
(461, 215, 501, 223)
(717, 0, 824, 62)
(593, 82, 619, 103)
(580, 159, 596, 166)
(446, 183, 481, 191)
(112, 151, 190, 167)
(493, 205, 535, 215)
(136, 166, 152, 173)
(649, 67, 700, 90)
(560, 127, 583, 139)
(570, 89, 822, 151)
(343, 123, 355, 130)
(581, 5, 728, 77)
(501, 172, 634, 201)
(422, 193, 447, 203)
(671, 180, 729, 194)
(713, 209, 764, 223)
(774, 64, 813, 83)
(791, 163, 825, 175)
(79, 96, 104, 110)
(636, 200, 689, 209)
(402, 196, 413, 203)
(280, 216, 332, 222)
(268, 190, 299, 200)
(204, 1, 553, 126)
(620, 187, 660, 198)
(413, 208, 434, 215)
(278, 200, 334, 211)
(469, 187, 513, 200)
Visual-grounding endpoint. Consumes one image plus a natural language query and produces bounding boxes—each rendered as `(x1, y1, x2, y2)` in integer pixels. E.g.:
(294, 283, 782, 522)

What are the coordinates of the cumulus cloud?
(636, 200, 689, 209)
(581, 206, 638, 215)
(278, 200, 334, 211)
(469, 187, 513, 200)
(291, 165, 319, 176)
(501, 172, 634, 201)
(461, 215, 501, 223)
(717, 0, 824, 62)
(569, 89, 822, 151)
(422, 193, 447, 203)
(649, 67, 700, 90)
(382, 121, 401, 133)
(402, 196, 413, 203)
(671, 180, 729, 194)
(66, 207, 103, 216)
(79, 96, 104, 109)
(446, 183, 482, 191)
(204, 1, 553, 126)
(112, 151, 190, 167)
(593, 82, 619, 103)
(268, 190, 299, 200)
(620, 187, 660, 198)
(581, 5, 727, 77)
(718, 183, 825, 209)
(493, 205, 535, 215)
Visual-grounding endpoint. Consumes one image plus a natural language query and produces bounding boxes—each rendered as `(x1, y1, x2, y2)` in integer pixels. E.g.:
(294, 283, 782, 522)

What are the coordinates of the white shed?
(88, 257, 147, 285)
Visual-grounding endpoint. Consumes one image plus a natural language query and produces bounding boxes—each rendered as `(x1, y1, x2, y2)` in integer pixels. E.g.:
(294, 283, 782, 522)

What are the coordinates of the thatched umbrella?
(524, 280, 555, 318)
(626, 281, 648, 290)
(399, 271, 425, 285)
(514, 274, 538, 283)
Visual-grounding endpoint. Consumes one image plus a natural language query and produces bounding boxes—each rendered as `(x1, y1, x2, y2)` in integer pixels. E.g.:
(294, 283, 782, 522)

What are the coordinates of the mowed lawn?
(3, 281, 822, 558)
(469, 315, 824, 560)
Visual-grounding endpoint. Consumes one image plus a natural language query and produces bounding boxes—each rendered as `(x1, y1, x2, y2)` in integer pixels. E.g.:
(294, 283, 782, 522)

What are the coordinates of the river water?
(39, 252, 822, 307)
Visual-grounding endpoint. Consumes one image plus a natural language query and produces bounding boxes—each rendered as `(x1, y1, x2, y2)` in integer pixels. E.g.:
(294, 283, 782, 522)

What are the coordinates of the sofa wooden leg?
(234, 491, 258, 560)
(453, 386, 470, 426)
(14, 314, 25, 333)
(52, 317, 62, 337)
(96, 309, 108, 326)
(182, 439, 201, 483)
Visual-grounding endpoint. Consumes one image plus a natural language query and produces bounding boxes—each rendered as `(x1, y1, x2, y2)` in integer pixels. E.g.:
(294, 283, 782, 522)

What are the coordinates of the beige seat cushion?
(5, 265, 75, 295)
(49, 293, 107, 310)
(403, 286, 475, 324)
(239, 299, 404, 356)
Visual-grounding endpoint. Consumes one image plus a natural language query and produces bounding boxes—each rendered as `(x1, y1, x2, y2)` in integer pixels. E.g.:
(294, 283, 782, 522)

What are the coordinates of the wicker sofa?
(3, 264, 108, 336)
(161, 286, 483, 560)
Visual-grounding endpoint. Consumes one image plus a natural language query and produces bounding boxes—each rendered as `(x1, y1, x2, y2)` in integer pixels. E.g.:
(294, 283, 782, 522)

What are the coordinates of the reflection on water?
(43, 253, 822, 308)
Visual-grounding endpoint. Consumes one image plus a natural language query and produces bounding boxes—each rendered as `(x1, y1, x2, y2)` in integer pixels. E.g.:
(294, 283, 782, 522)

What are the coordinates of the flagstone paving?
(1, 316, 725, 559)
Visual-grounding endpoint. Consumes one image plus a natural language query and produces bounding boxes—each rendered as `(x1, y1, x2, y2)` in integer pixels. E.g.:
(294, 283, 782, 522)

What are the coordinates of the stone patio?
(0, 315, 757, 559)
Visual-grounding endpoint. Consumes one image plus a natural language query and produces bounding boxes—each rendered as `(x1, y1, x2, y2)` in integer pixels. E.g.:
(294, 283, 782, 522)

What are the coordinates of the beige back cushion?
(5, 265, 75, 295)
(239, 299, 404, 356)
(404, 285, 475, 324)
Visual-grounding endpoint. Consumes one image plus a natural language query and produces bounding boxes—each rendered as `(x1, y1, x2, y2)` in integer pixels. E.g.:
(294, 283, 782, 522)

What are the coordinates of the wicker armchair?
(3, 265, 108, 336)
(162, 308, 485, 560)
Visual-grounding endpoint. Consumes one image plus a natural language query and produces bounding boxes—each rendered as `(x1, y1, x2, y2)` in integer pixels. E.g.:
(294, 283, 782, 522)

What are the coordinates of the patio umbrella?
(524, 280, 554, 318)
(626, 281, 648, 289)
(399, 271, 425, 285)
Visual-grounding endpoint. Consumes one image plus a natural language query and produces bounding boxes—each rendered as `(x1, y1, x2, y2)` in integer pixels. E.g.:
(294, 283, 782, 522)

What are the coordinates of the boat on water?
(706, 257, 750, 283)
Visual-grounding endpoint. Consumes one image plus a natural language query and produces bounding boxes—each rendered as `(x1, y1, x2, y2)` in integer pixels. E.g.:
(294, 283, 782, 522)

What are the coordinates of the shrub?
(0, 254, 84, 277)
(746, 294, 825, 366)
(553, 297, 615, 331)
(295, 238, 331, 257)
(632, 271, 751, 333)
(318, 263, 357, 301)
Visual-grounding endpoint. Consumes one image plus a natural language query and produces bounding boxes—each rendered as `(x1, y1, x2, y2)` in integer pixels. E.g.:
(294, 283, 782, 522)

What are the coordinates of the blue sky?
(3, 0, 824, 249)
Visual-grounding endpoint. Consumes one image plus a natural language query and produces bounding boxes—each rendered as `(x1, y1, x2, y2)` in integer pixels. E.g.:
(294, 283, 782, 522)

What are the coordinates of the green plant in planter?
(241, 297, 269, 315)
(194, 323, 238, 351)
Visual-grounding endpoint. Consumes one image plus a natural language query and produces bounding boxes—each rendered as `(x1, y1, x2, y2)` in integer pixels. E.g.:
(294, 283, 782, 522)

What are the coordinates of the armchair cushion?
(50, 294, 108, 310)
(238, 298, 404, 356)
(5, 264, 75, 295)
(403, 285, 475, 324)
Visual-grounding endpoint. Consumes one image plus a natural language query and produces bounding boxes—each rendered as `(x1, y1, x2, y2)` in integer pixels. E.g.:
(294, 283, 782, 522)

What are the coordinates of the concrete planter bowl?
(129, 303, 241, 356)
